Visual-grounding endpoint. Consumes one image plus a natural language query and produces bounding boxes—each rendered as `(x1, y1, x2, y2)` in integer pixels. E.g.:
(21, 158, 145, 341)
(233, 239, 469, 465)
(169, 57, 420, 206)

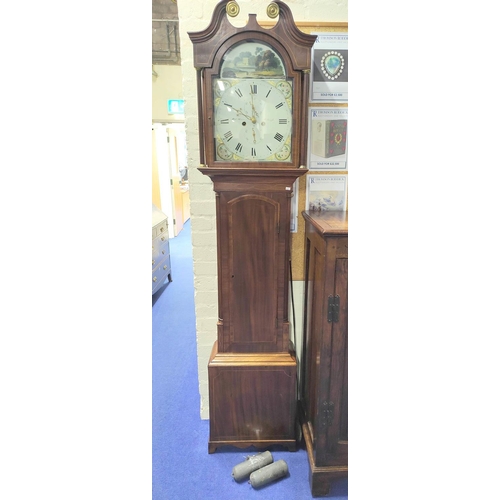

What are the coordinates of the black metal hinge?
(327, 294, 340, 323)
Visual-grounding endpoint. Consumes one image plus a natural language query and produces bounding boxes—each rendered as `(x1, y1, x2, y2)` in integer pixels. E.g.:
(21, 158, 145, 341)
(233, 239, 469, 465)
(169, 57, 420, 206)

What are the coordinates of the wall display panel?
(308, 107, 348, 170)
(280, 22, 348, 281)
(305, 174, 347, 212)
(310, 32, 348, 103)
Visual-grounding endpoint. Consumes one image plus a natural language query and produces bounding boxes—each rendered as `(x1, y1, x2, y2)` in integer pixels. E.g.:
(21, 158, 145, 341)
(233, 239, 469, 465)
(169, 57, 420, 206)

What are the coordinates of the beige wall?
(152, 64, 185, 122)
(177, 0, 348, 419)
(152, 130, 161, 208)
(152, 64, 186, 225)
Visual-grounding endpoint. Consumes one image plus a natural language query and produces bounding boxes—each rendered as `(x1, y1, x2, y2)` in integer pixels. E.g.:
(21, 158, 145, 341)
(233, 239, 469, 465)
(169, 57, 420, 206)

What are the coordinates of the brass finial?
(267, 2, 279, 19)
(226, 1, 240, 17)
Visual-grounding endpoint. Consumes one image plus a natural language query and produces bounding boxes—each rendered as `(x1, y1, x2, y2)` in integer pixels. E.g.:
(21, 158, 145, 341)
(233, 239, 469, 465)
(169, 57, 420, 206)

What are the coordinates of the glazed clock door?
(210, 40, 295, 165)
(218, 190, 289, 353)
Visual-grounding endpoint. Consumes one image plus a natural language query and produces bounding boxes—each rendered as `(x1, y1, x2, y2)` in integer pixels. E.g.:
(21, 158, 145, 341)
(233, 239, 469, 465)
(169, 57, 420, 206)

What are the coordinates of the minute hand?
(250, 92, 259, 119)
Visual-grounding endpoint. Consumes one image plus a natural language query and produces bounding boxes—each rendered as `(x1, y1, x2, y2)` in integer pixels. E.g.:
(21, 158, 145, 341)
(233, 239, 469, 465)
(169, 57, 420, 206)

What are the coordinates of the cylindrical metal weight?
(249, 459, 288, 488)
(231, 451, 273, 482)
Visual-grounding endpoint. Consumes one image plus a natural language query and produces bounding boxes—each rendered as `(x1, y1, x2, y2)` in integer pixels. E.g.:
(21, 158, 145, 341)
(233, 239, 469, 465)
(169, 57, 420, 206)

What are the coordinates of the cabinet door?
(317, 257, 348, 464)
(302, 233, 348, 466)
(218, 192, 288, 352)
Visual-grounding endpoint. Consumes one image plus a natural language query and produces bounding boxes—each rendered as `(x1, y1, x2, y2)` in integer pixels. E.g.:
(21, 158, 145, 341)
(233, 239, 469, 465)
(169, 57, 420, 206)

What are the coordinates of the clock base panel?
(207, 342, 298, 453)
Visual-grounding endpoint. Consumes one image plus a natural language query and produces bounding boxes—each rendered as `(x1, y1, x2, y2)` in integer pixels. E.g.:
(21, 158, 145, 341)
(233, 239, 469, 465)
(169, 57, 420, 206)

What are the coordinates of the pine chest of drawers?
(152, 204, 172, 294)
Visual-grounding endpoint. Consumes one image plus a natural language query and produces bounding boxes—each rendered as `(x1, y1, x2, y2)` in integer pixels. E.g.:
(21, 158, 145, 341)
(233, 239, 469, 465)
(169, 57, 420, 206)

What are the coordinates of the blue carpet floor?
(152, 219, 348, 499)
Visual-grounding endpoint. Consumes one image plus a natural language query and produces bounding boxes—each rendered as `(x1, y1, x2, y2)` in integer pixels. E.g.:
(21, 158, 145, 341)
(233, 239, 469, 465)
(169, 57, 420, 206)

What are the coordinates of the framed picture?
(306, 174, 347, 212)
(308, 106, 348, 170)
(311, 32, 348, 103)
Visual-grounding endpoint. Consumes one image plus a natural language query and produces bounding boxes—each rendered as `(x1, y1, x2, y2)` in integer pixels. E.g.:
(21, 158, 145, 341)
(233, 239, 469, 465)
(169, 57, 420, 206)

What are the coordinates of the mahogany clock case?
(188, 0, 317, 455)
(198, 167, 307, 355)
(200, 167, 306, 454)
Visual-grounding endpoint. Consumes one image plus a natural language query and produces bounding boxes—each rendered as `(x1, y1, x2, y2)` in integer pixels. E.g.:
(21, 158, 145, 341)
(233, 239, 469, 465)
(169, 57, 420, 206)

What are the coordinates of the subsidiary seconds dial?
(213, 79, 293, 162)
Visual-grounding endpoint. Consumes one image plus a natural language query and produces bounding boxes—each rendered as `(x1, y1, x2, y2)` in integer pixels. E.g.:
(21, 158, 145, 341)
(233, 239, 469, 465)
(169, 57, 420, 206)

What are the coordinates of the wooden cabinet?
(152, 204, 172, 294)
(300, 210, 348, 497)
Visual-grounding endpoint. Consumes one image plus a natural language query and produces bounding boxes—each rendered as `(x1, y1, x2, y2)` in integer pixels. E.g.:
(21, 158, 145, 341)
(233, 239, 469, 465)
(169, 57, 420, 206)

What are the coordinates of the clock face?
(213, 78, 293, 162)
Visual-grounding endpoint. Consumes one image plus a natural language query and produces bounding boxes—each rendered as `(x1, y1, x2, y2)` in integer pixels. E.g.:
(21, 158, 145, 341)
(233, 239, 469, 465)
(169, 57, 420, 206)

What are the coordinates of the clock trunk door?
(220, 192, 286, 352)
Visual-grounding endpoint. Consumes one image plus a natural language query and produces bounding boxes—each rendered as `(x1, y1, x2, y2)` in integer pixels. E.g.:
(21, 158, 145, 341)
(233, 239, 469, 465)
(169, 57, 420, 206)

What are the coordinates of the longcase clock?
(189, 0, 316, 453)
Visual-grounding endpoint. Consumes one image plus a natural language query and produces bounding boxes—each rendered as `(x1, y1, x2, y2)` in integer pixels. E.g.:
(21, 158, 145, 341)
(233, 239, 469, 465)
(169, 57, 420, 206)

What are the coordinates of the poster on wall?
(308, 107, 348, 170)
(306, 174, 347, 212)
(310, 32, 348, 103)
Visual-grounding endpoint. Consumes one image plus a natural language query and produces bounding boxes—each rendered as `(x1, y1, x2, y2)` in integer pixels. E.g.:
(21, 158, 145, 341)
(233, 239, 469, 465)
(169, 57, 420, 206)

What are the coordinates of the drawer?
(152, 234, 169, 253)
(152, 257, 171, 293)
(154, 219, 168, 238)
(158, 232, 168, 245)
(152, 237, 170, 262)
(152, 249, 169, 268)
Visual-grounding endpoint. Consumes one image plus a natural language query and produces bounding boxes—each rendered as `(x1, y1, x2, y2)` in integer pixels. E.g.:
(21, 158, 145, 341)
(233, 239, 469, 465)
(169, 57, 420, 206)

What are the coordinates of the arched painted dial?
(213, 79, 293, 162)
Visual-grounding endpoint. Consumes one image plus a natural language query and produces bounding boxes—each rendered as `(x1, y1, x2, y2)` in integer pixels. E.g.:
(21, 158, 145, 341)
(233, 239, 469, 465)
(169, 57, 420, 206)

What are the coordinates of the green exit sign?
(168, 99, 184, 114)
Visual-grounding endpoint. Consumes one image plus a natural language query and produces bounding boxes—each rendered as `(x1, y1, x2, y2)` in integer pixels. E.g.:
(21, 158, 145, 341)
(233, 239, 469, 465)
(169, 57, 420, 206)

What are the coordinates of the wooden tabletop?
(302, 210, 348, 235)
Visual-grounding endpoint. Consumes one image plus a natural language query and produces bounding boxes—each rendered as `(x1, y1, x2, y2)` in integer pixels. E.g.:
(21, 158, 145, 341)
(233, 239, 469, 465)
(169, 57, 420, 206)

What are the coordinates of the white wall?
(177, 0, 348, 419)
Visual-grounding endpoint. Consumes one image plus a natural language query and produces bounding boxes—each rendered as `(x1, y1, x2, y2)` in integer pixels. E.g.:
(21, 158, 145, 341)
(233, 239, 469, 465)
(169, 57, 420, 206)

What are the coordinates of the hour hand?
(234, 107, 256, 123)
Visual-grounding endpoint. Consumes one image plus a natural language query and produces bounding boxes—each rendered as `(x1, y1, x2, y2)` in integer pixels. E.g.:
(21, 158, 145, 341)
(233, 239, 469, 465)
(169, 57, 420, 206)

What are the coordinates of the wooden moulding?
(188, 0, 316, 72)
(199, 167, 308, 188)
(302, 210, 348, 236)
(208, 341, 297, 366)
(302, 419, 348, 497)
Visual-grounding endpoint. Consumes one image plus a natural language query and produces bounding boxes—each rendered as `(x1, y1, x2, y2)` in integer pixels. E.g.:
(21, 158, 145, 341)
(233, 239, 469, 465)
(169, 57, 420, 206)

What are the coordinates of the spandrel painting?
(220, 41, 286, 78)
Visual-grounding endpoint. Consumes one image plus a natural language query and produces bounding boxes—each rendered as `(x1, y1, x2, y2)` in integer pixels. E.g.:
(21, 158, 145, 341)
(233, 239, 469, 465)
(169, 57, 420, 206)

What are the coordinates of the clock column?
(189, 0, 316, 454)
